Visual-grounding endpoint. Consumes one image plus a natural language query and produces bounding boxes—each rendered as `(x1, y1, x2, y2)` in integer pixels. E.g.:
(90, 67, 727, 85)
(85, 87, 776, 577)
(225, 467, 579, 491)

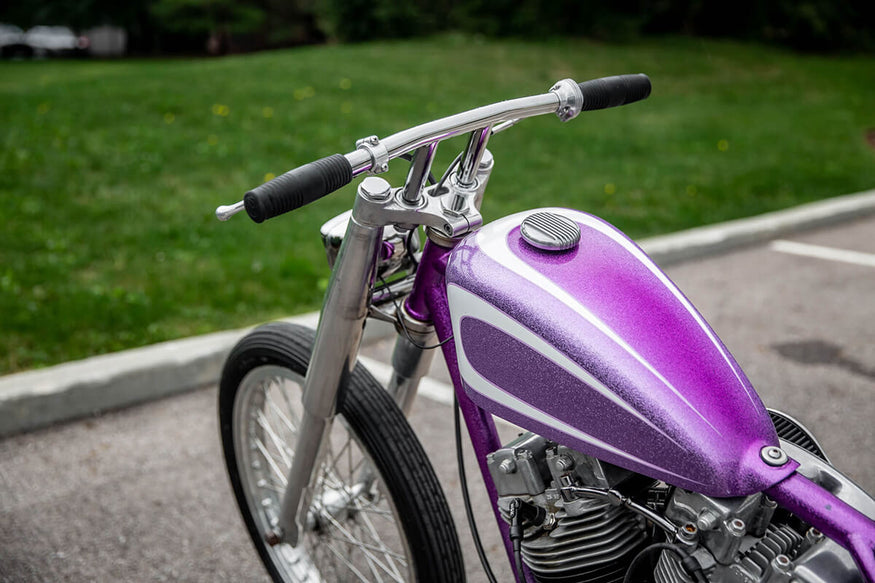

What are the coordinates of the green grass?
(1, 35, 873, 373)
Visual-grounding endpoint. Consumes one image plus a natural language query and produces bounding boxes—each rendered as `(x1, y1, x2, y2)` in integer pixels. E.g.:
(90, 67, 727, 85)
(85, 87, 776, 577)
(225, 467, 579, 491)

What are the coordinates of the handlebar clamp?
(550, 79, 585, 122)
(356, 135, 390, 175)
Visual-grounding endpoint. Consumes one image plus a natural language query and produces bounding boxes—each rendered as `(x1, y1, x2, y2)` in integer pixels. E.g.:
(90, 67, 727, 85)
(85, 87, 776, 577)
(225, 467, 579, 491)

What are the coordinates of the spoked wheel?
(219, 323, 465, 582)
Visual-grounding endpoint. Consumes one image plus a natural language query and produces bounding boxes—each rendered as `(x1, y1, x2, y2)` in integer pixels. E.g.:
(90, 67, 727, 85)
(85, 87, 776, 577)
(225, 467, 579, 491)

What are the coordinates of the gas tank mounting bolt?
(760, 446, 789, 466)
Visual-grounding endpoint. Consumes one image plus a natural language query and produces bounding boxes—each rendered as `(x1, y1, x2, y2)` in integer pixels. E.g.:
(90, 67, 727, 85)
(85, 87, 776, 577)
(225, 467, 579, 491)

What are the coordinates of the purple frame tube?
(766, 473, 875, 581)
(406, 237, 523, 578)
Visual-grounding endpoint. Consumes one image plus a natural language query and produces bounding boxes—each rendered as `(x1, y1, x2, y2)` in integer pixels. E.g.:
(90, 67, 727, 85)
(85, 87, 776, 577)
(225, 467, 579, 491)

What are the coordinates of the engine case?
(488, 432, 648, 583)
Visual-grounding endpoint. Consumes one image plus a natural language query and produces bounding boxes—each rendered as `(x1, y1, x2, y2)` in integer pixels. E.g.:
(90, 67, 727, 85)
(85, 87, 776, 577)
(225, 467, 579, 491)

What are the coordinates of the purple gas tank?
(445, 208, 797, 497)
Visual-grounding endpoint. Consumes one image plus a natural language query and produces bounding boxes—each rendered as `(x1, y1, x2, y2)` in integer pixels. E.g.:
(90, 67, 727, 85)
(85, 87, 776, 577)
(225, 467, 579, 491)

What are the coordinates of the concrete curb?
(639, 189, 875, 266)
(0, 313, 393, 437)
(2, 188, 874, 437)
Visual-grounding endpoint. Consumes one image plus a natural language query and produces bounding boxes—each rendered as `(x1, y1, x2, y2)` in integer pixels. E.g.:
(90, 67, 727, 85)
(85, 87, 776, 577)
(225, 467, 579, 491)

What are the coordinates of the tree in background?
(149, 0, 265, 54)
(266, 0, 322, 45)
(1, 0, 872, 53)
(313, 0, 872, 51)
(319, 0, 440, 42)
(638, 0, 873, 51)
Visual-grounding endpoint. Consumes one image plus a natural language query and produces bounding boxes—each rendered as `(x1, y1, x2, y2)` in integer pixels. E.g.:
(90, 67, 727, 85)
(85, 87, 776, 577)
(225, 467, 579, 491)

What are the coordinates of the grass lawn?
(1, 35, 873, 373)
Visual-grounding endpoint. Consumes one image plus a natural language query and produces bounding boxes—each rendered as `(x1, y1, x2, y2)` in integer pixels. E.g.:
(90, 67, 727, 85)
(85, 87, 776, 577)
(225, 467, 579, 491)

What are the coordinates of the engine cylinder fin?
(522, 526, 643, 566)
(654, 523, 803, 583)
(738, 524, 802, 579)
(532, 562, 629, 583)
(523, 512, 640, 554)
(654, 550, 694, 583)
(521, 500, 648, 583)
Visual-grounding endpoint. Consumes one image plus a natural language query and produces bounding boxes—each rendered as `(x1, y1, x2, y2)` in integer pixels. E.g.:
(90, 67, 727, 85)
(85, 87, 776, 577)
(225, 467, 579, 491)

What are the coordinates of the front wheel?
(219, 322, 465, 582)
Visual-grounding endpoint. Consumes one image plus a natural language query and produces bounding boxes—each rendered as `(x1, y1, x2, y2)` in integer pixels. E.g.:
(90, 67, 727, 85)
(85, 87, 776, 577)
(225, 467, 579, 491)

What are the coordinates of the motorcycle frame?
(261, 83, 875, 580)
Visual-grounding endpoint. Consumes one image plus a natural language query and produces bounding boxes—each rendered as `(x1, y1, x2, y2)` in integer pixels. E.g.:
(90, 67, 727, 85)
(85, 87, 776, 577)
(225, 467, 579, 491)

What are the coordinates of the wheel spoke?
(323, 439, 367, 490)
(347, 432, 355, 484)
(321, 539, 372, 582)
(257, 404, 407, 580)
(256, 480, 285, 494)
(265, 388, 298, 435)
(256, 410, 292, 468)
(327, 436, 354, 479)
(352, 497, 406, 579)
(322, 534, 408, 563)
(276, 379, 303, 428)
(319, 437, 366, 499)
(321, 510, 406, 582)
(254, 437, 288, 487)
(344, 504, 394, 517)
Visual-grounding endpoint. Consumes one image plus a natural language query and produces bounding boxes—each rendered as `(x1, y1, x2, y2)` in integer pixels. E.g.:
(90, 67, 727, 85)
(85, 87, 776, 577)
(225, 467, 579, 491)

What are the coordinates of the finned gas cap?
(521, 212, 581, 251)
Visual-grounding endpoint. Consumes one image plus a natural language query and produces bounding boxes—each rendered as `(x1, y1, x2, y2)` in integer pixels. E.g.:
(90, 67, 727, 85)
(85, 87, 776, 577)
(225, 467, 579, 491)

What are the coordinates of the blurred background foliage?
(2, 0, 873, 54)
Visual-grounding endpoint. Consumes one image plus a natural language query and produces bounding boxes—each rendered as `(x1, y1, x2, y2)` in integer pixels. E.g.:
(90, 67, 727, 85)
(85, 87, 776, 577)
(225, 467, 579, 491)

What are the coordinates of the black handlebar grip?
(243, 154, 353, 223)
(578, 74, 651, 112)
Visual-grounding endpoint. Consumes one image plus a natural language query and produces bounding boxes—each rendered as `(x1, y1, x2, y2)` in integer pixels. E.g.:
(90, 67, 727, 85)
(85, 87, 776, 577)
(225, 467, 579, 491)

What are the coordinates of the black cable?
(433, 152, 464, 196)
(454, 393, 499, 583)
(515, 543, 525, 583)
(508, 498, 525, 583)
(377, 273, 452, 350)
(404, 227, 420, 270)
(622, 542, 707, 583)
(373, 224, 453, 351)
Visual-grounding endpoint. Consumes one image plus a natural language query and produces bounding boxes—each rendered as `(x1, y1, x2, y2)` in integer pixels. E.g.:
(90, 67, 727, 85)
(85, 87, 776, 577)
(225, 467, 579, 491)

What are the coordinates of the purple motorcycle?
(215, 75, 875, 582)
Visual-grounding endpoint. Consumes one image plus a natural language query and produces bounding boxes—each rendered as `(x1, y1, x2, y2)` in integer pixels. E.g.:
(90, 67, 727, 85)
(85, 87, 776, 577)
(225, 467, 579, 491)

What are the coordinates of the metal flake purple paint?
(445, 208, 797, 497)
(767, 473, 875, 581)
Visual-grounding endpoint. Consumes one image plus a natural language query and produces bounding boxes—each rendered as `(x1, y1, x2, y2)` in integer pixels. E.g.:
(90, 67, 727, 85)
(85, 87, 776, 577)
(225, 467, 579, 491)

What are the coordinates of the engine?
(487, 427, 865, 583)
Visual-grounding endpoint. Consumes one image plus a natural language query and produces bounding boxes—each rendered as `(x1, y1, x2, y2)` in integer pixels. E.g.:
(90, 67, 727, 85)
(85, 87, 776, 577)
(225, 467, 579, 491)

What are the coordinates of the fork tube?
(386, 329, 437, 415)
(277, 214, 383, 546)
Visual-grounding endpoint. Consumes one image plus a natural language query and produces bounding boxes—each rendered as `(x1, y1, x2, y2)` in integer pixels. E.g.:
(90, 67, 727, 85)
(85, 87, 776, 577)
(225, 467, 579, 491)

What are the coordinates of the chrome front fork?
(276, 137, 492, 546)
(385, 310, 437, 416)
(275, 213, 383, 546)
(273, 212, 438, 546)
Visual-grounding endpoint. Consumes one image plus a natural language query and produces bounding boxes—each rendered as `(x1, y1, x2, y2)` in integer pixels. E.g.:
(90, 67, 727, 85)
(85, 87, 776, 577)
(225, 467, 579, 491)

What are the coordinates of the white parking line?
(359, 355, 455, 406)
(359, 355, 529, 433)
(361, 354, 530, 441)
(770, 240, 875, 268)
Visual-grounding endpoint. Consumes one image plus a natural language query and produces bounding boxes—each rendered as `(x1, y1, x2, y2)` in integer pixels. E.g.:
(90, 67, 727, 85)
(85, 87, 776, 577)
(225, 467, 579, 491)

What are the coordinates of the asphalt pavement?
(1, 214, 873, 583)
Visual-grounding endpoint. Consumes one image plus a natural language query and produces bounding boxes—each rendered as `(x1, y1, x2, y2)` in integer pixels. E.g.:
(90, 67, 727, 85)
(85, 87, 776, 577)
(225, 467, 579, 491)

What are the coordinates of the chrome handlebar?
(216, 74, 652, 222)
(215, 80, 578, 221)
(344, 85, 569, 177)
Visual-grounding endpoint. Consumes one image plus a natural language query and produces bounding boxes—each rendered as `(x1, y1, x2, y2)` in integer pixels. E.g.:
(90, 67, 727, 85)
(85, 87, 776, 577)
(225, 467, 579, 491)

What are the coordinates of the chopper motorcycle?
(214, 74, 875, 582)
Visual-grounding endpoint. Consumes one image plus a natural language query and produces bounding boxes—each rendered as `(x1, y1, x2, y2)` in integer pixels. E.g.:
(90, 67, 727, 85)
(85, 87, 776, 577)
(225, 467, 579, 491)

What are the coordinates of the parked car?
(0, 23, 33, 58)
(24, 26, 89, 57)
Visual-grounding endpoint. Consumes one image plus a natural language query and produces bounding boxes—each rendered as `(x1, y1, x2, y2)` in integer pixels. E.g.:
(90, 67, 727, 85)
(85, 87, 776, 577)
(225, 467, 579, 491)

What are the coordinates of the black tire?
(219, 322, 465, 582)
